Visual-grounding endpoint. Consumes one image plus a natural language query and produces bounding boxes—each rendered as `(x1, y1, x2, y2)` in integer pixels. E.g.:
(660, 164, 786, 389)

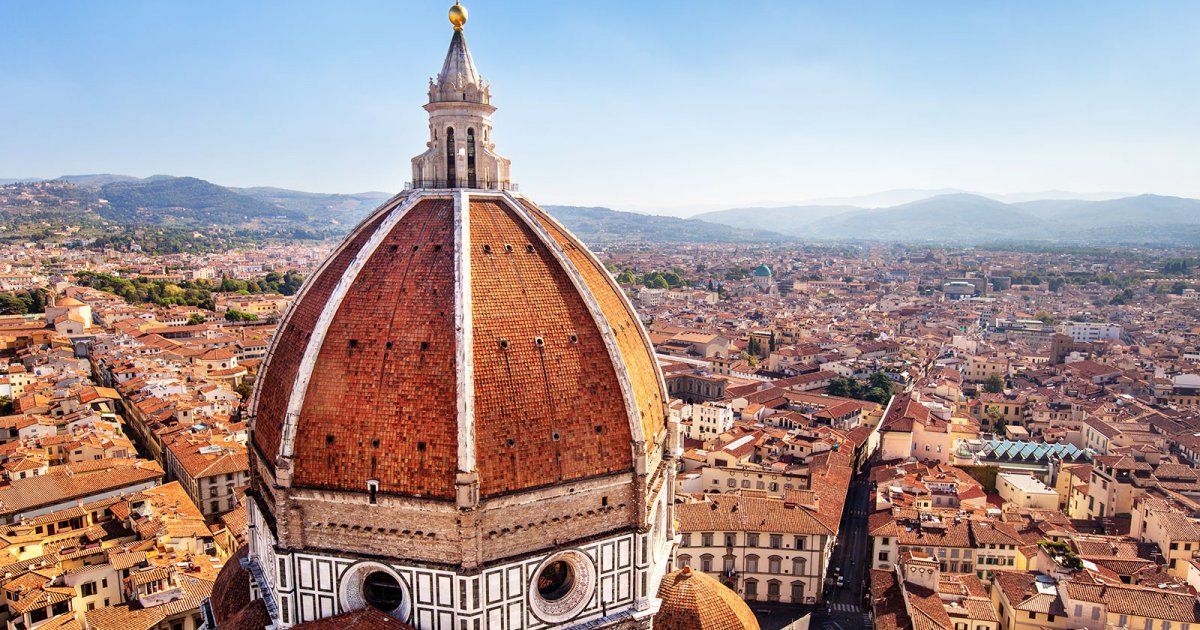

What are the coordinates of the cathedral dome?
(238, 5, 679, 628)
(654, 567, 761, 630)
(250, 191, 667, 500)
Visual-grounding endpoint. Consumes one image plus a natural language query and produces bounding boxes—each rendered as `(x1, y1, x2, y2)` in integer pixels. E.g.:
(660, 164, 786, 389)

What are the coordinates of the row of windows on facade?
(712, 478, 798, 491)
(887, 542, 1018, 554)
(664, 565, 810, 602)
(210, 495, 237, 513)
(676, 553, 808, 576)
(681, 532, 809, 550)
(878, 551, 1014, 571)
(741, 579, 804, 601)
(1002, 606, 1188, 630)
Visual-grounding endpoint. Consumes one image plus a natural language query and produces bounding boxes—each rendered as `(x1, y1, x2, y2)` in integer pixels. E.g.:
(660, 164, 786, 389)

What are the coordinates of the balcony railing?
(404, 180, 518, 192)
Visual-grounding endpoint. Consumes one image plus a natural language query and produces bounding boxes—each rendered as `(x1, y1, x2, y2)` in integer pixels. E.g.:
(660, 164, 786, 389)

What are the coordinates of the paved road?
(810, 466, 875, 630)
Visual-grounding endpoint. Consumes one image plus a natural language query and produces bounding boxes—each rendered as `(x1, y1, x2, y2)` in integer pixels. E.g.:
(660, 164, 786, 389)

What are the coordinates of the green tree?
(982, 374, 1005, 394)
(0, 396, 12, 415)
(187, 314, 207, 326)
(1109, 288, 1135, 305)
(864, 387, 891, 405)
(224, 309, 258, 322)
(0, 294, 27, 315)
(868, 371, 893, 392)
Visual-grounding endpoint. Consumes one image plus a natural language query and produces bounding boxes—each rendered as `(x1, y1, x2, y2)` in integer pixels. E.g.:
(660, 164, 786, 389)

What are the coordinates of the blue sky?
(3, 1, 1198, 213)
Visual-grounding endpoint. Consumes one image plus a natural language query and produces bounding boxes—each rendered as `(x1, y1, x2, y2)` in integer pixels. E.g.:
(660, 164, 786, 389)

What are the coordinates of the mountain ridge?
(5, 174, 1200, 246)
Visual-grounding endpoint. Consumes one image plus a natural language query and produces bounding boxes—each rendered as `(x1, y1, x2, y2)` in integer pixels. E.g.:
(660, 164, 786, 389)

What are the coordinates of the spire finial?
(449, 1, 468, 30)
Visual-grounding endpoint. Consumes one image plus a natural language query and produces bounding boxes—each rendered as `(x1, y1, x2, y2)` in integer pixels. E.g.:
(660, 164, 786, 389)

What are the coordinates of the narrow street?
(811, 467, 874, 629)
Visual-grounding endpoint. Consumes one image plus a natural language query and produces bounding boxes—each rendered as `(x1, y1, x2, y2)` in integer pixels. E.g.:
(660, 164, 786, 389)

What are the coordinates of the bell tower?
(411, 2, 512, 190)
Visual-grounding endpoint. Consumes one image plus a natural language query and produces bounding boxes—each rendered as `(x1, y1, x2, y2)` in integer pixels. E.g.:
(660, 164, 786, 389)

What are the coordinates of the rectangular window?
(81, 582, 97, 597)
(770, 535, 782, 549)
(701, 533, 713, 547)
(725, 533, 736, 547)
(681, 533, 691, 547)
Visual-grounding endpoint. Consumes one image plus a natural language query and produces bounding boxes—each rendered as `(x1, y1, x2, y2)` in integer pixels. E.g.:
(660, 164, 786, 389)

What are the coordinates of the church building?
(208, 4, 758, 629)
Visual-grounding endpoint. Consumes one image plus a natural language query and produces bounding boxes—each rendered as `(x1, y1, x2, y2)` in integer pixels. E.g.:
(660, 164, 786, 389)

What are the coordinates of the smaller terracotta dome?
(209, 546, 251, 624)
(216, 599, 270, 630)
(655, 566, 761, 630)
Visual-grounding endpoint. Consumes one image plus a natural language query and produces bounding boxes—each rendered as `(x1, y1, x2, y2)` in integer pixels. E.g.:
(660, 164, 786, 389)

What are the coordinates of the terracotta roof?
(215, 598, 271, 630)
(210, 545, 251, 625)
(676, 493, 834, 536)
(0, 458, 163, 518)
(870, 568, 912, 630)
(654, 566, 760, 630)
(251, 194, 666, 499)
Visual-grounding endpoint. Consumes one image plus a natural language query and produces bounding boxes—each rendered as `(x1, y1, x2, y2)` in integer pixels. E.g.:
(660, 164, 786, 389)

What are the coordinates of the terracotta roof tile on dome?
(253, 205, 396, 470)
(293, 607, 417, 629)
(216, 598, 271, 630)
(520, 199, 668, 449)
(250, 191, 666, 499)
(655, 566, 760, 630)
(209, 545, 250, 625)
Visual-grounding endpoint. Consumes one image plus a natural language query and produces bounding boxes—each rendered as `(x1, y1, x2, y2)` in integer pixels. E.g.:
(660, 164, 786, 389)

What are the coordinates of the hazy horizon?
(5, 1, 1199, 212)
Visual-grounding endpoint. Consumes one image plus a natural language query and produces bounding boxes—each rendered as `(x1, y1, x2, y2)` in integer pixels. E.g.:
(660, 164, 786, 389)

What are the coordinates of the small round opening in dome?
(537, 560, 575, 602)
(363, 571, 405, 612)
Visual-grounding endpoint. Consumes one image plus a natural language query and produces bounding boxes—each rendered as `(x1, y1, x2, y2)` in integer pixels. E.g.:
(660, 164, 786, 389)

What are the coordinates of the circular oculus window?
(338, 561, 411, 621)
(528, 550, 596, 623)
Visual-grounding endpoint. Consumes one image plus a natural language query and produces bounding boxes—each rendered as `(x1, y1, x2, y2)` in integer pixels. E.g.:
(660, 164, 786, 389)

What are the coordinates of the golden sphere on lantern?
(449, 2, 468, 30)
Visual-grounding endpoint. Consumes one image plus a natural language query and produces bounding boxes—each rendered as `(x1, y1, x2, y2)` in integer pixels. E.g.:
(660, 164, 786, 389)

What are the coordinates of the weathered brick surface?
(292, 199, 459, 497)
(470, 199, 633, 497)
(521, 199, 667, 452)
(255, 194, 661, 504)
(254, 208, 392, 467)
(279, 474, 635, 567)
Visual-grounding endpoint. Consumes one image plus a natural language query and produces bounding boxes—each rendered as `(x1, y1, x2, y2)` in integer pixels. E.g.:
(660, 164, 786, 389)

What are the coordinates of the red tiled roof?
(251, 194, 665, 499)
(209, 545, 250, 624)
(655, 567, 760, 630)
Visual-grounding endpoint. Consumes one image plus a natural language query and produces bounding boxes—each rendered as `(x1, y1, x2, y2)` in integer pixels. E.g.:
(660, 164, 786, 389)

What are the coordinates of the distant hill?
(693, 205, 858, 237)
(1, 176, 782, 246)
(99, 176, 299, 225)
(60, 174, 142, 187)
(6, 174, 1200, 246)
(234, 186, 391, 228)
(810, 194, 1053, 243)
(1016, 194, 1200, 226)
(694, 192, 1200, 245)
(542, 206, 792, 243)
